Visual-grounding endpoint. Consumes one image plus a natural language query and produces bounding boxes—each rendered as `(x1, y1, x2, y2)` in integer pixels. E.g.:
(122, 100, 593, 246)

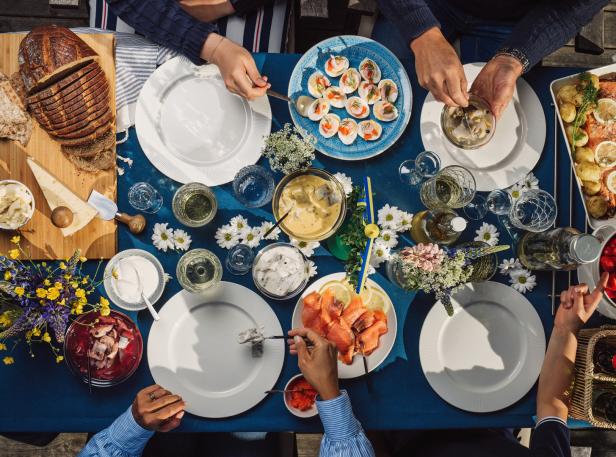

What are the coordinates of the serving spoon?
(266, 89, 314, 117)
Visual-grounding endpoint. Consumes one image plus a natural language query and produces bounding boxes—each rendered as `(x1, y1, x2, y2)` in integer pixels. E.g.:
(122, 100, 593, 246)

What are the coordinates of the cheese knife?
(87, 190, 146, 235)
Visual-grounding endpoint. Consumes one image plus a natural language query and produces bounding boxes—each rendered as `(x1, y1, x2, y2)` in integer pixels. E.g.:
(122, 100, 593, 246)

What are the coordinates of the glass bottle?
(593, 391, 616, 423)
(410, 208, 467, 246)
(594, 340, 616, 375)
(517, 228, 601, 271)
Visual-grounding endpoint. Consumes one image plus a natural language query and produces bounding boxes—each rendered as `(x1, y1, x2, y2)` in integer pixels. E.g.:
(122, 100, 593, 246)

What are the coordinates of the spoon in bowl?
(129, 265, 160, 321)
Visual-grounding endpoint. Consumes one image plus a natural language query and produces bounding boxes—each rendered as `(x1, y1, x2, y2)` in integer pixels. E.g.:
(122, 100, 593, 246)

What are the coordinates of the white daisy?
(522, 172, 539, 190)
(508, 183, 526, 201)
(152, 223, 175, 252)
(240, 227, 262, 248)
(333, 172, 353, 196)
(367, 265, 376, 276)
(377, 229, 398, 249)
(474, 222, 499, 246)
(215, 224, 240, 249)
(377, 204, 401, 230)
(173, 229, 192, 251)
(260, 221, 280, 241)
(499, 257, 522, 275)
(509, 268, 536, 293)
(307, 260, 318, 278)
(163, 273, 172, 283)
(396, 211, 413, 233)
(370, 240, 391, 267)
(229, 215, 249, 233)
(290, 238, 320, 257)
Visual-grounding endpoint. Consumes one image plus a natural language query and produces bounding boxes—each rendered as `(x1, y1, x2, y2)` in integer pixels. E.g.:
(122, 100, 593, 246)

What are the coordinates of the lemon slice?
(319, 281, 351, 307)
(607, 170, 616, 194)
(595, 141, 616, 168)
(594, 98, 616, 125)
(358, 283, 373, 304)
(366, 289, 390, 314)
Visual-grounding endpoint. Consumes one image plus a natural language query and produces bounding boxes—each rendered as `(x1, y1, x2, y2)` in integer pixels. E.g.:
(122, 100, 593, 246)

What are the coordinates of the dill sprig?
(340, 186, 367, 289)
(572, 72, 599, 142)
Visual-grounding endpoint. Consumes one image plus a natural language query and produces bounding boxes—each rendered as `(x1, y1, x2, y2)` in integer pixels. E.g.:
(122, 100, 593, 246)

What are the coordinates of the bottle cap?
(570, 234, 601, 264)
(451, 217, 467, 232)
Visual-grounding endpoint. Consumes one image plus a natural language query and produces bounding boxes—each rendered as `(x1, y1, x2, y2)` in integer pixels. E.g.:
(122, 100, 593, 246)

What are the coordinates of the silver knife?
(87, 190, 146, 235)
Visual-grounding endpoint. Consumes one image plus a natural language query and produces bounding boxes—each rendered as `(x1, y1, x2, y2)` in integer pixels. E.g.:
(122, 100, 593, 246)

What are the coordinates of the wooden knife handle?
(115, 213, 146, 235)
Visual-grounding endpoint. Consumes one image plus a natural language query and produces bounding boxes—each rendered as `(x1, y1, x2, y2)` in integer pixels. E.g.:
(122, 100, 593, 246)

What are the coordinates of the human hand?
(201, 33, 270, 100)
(131, 385, 186, 432)
(556, 273, 608, 335)
(470, 54, 523, 119)
(288, 328, 340, 400)
(410, 27, 468, 107)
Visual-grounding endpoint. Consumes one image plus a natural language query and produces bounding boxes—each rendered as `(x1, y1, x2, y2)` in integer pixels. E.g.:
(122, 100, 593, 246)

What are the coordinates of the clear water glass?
(398, 151, 441, 186)
(463, 194, 488, 220)
(509, 189, 557, 232)
(232, 165, 275, 208)
(225, 244, 254, 275)
(176, 249, 222, 293)
(486, 189, 512, 215)
(420, 165, 476, 209)
(128, 182, 163, 213)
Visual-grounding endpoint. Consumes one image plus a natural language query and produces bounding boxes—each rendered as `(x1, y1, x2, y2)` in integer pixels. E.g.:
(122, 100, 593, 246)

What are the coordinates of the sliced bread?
(56, 121, 113, 147)
(28, 68, 105, 109)
(26, 61, 99, 104)
(50, 107, 113, 139)
(33, 89, 109, 131)
(0, 74, 32, 146)
(61, 129, 115, 158)
(64, 146, 115, 172)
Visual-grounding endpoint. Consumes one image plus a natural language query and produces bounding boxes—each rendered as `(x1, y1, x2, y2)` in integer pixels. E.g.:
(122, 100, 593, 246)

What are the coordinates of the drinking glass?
(225, 244, 254, 275)
(509, 189, 557, 232)
(128, 182, 163, 213)
(463, 194, 487, 220)
(176, 249, 222, 293)
(232, 165, 275, 208)
(172, 183, 218, 228)
(486, 189, 513, 215)
(420, 165, 476, 209)
(399, 151, 441, 186)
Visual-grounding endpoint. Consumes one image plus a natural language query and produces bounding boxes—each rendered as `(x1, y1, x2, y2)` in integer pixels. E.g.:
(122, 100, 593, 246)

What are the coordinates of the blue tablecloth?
(0, 53, 598, 433)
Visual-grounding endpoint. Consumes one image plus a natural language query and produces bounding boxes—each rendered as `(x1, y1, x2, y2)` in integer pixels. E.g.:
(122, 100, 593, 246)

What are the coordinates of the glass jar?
(518, 227, 601, 271)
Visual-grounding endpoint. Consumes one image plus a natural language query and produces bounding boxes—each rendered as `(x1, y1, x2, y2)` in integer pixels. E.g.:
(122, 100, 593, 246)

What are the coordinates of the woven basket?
(570, 326, 616, 429)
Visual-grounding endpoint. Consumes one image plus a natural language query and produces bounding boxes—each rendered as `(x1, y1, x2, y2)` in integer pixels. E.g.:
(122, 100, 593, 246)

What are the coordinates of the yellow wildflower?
(0, 343, 6, 350)
(56, 355, 64, 363)
(54, 282, 63, 289)
(8, 249, 19, 259)
(99, 297, 110, 307)
(10, 236, 20, 244)
(43, 279, 51, 286)
(14, 287, 24, 297)
(79, 296, 87, 305)
(0, 314, 10, 328)
(58, 298, 66, 306)
(111, 267, 119, 280)
(75, 288, 85, 298)
(41, 262, 47, 267)
(75, 305, 84, 315)
(32, 328, 41, 337)
(3, 271, 10, 281)
(42, 332, 51, 343)
(100, 306, 110, 316)
(63, 274, 71, 280)
(47, 288, 60, 301)
(79, 256, 87, 263)
(70, 282, 78, 289)
(82, 278, 88, 284)
(35, 288, 47, 299)
(3, 356, 14, 365)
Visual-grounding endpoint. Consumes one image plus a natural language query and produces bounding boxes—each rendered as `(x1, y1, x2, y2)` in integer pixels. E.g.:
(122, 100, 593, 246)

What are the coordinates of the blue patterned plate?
(288, 35, 412, 161)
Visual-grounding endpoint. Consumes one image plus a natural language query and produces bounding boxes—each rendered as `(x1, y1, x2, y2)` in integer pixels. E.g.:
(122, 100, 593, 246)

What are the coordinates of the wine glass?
(420, 165, 476, 209)
(463, 194, 487, 220)
(398, 151, 441, 186)
(509, 189, 557, 232)
(463, 189, 513, 220)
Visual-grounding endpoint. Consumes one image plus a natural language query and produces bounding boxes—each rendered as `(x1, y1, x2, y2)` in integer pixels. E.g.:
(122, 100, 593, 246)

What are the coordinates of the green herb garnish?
(339, 186, 368, 289)
(572, 72, 599, 142)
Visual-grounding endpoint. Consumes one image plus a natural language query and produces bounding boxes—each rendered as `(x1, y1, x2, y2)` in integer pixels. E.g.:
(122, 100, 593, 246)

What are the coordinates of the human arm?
(78, 385, 185, 457)
(288, 328, 375, 457)
(106, 0, 270, 99)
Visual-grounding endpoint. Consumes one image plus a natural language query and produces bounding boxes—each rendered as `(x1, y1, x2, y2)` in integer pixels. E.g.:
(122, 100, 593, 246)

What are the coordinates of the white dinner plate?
(147, 282, 284, 418)
(419, 281, 545, 413)
(136, 56, 272, 186)
(420, 63, 546, 192)
(291, 272, 397, 379)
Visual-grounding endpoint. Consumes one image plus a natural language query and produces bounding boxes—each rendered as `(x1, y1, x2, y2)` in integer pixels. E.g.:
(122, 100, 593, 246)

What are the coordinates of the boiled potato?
(587, 196, 608, 219)
(589, 74, 600, 90)
(574, 146, 594, 163)
(582, 180, 601, 196)
(576, 161, 602, 182)
(566, 125, 589, 147)
(573, 92, 585, 107)
(558, 84, 578, 104)
(559, 102, 576, 123)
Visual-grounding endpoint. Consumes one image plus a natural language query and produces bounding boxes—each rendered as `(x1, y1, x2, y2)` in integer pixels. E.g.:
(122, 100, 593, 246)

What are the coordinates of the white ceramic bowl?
(0, 180, 35, 230)
(283, 374, 318, 418)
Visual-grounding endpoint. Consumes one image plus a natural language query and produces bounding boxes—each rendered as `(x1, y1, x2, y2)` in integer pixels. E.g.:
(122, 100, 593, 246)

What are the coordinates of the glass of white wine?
(176, 249, 222, 293)
(420, 165, 476, 210)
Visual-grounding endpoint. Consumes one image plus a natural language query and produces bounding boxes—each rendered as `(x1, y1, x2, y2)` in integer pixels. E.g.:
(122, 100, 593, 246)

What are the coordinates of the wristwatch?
(495, 48, 530, 73)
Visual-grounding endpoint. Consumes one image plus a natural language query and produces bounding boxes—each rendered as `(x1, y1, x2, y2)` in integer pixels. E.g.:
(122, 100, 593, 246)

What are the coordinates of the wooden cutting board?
(0, 33, 117, 259)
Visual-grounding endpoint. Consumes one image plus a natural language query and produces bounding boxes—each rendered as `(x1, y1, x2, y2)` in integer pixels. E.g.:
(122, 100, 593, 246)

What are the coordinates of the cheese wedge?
(26, 157, 98, 237)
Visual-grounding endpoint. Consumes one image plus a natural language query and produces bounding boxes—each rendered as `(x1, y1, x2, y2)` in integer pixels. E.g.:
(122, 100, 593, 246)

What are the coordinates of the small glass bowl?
(0, 180, 35, 230)
(272, 168, 347, 242)
(441, 95, 496, 150)
(232, 165, 275, 208)
(64, 310, 143, 388)
(252, 242, 310, 300)
(172, 182, 218, 228)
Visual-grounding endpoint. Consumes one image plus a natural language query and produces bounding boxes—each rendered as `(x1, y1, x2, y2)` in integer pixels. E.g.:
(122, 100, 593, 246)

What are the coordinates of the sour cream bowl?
(252, 243, 310, 300)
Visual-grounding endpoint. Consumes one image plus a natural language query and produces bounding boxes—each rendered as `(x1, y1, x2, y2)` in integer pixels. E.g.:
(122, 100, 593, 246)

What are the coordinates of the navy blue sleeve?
(106, 0, 218, 64)
(501, 0, 609, 70)
(530, 420, 571, 457)
(376, 0, 440, 47)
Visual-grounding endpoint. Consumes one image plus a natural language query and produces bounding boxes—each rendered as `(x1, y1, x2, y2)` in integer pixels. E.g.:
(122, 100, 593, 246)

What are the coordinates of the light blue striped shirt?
(79, 391, 375, 457)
